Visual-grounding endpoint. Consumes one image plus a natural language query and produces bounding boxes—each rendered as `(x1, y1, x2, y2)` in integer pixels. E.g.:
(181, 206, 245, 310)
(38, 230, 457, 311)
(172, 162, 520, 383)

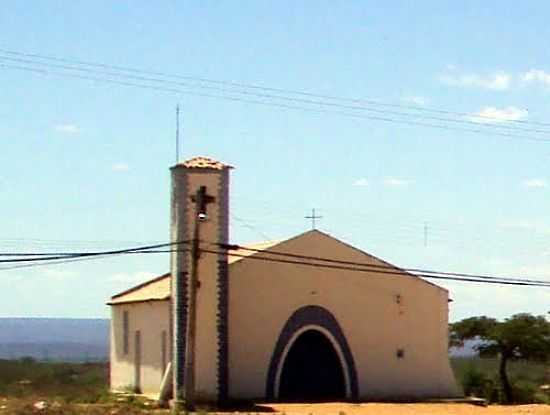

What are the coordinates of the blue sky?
(1, 1, 549, 321)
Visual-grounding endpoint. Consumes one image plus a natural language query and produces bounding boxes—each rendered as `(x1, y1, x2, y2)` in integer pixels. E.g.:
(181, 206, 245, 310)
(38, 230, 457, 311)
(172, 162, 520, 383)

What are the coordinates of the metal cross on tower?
(305, 208, 322, 230)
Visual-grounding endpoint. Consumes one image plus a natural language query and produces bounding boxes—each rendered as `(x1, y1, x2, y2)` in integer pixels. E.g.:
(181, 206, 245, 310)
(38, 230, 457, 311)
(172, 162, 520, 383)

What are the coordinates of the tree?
(450, 313, 550, 403)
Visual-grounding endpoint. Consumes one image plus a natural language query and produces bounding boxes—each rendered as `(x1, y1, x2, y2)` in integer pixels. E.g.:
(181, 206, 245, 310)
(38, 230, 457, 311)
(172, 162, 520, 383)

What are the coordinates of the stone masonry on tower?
(170, 157, 231, 403)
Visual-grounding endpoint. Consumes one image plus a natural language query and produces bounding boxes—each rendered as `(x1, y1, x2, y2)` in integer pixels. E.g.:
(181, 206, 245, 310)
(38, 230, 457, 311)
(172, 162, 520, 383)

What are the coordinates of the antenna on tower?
(176, 104, 181, 163)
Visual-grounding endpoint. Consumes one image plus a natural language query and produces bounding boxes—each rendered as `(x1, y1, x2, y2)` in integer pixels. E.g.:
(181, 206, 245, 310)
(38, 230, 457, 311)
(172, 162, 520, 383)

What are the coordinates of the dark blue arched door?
(279, 329, 346, 401)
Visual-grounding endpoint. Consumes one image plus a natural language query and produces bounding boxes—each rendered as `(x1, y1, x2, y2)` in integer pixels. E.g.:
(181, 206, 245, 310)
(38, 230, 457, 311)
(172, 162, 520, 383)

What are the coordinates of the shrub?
(512, 380, 538, 404)
(461, 365, 494, 399)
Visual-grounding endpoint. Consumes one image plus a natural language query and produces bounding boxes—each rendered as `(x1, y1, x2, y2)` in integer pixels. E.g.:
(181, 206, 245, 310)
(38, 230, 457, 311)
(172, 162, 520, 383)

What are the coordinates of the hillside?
(0, 318, 109, 362)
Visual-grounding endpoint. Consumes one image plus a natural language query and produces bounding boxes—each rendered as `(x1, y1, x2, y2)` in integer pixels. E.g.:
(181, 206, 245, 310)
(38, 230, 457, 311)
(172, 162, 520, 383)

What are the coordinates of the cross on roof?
(305, 208, 322, 230)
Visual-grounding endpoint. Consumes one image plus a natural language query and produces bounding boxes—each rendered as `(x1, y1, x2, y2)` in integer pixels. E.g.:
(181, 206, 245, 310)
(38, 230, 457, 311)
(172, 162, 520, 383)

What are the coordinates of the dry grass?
(1, 358, 549, 414)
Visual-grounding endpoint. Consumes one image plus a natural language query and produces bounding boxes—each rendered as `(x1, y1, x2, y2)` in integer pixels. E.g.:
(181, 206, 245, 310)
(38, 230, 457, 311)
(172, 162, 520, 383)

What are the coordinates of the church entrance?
(278, 329, 346, 402)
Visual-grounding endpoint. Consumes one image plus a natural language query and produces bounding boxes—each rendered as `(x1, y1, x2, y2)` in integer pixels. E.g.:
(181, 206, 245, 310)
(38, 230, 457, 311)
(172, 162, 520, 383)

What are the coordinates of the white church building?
(108, 156, 459, 403)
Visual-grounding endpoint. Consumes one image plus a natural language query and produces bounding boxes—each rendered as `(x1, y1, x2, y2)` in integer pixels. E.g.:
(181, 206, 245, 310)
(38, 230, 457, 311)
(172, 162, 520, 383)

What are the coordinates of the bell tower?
(170, 156, 231, 404)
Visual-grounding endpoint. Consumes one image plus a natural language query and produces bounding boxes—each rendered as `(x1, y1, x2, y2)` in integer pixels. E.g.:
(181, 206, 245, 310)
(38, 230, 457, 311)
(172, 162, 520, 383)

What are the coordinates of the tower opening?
(278, 329, 346, 402)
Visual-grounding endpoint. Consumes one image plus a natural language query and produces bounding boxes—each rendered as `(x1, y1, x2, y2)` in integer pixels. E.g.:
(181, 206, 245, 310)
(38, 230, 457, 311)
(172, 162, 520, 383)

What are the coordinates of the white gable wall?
(227, 231, 459, 400)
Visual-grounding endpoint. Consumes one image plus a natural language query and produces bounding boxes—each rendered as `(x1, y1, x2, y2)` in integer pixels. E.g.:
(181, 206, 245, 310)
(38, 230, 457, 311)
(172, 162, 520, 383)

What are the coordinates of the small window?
(396, 348, 405, 359)
(161, 330, 167, 373)
(123, 310, 129, 355)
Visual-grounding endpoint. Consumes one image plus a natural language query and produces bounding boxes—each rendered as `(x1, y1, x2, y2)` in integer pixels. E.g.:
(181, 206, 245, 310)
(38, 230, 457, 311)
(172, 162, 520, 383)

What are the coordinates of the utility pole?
(182, 186, 215, 411)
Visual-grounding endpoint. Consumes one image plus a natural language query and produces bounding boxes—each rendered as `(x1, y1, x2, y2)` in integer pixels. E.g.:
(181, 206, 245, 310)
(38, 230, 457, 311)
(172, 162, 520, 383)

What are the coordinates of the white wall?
(109, 230, 460, 401)
(110, 300, 170, 395)
(228, 231, 459, 400)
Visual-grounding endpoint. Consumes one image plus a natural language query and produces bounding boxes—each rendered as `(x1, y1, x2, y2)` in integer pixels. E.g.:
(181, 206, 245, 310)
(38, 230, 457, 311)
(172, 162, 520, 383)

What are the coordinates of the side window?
(161, 330, 167, 373)
(123, 310, 129, 355)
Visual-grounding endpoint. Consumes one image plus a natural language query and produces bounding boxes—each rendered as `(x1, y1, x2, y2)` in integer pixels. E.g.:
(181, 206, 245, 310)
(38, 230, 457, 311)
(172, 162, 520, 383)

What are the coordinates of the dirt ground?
(262, 402, 550, 415)
(2, 399, 550, 415)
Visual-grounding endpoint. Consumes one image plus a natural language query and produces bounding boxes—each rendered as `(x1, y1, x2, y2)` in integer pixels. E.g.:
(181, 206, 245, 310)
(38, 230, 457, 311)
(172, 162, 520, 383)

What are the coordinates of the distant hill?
(0, 317, 479, 362)
(0, 318, 109, 362)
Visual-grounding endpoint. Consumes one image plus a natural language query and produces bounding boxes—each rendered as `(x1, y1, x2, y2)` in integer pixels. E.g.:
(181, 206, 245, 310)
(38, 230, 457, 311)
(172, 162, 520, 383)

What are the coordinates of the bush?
(461, 365, 495, 401)
(512, 380, 538, 404)
(452, 357, 550, 404)
(0, 359, 109, 402)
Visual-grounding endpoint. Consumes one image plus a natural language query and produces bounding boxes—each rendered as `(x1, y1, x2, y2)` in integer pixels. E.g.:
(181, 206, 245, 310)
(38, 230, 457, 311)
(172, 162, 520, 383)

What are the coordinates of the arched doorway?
(266, 305, 359, 401)
(279, 329, 346, 401)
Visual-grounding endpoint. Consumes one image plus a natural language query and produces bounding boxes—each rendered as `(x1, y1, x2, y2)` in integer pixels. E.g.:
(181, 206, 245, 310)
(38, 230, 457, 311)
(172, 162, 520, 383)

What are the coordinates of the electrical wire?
(3, 57, 550, 143)
(2, 240, 549, 287)
(3, 54, 550, 136)
(230, 213, 274, 242)
(2, 239, 549, 286)
(0, 240, 189, 263)
(2, 47, 550, 128)
(215, 242, 550, 286)
(205, 247, 550, 287)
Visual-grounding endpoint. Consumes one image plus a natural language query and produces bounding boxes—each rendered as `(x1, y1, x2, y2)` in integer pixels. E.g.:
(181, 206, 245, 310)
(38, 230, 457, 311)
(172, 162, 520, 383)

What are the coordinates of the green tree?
(450, 313, 550, 403)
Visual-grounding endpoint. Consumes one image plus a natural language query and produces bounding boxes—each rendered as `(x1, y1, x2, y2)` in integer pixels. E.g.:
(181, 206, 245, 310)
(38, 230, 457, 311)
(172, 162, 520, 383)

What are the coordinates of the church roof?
(107, 273, 171, 305)
(175, 156, 232, 170)
(108, 230, 448, 306)
(107, 241, 279, 305)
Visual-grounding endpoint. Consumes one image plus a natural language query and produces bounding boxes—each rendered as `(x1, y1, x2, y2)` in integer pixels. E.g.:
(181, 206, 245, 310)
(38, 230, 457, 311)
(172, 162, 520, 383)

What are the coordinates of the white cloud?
(110, 271, 156, 284)
(383, 177, 411, 187)
(446, 281, 550, 321)
(439, 71, 511, 90)
(513, 264, 550, 279)
(353, 178, 369, 187)
(44, 269, 77, 280)
(523, 178, 547, 188)
(498, 220, 550, 234)
(402, 96, 430, 106)
(467, 106, 528, 124)
(521, 69, 550, 87)
(112, 162, 130, 172)
(54, 124, 80, 135)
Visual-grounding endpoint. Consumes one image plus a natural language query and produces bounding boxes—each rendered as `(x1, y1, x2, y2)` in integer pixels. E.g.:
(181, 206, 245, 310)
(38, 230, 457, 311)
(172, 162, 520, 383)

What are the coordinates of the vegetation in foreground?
(0, 355, 549, 414)
(450, 313, 550, 404)
(0, 358, 161, 414)
(0, 358, 108, 403)
(451, 357, 550, 404)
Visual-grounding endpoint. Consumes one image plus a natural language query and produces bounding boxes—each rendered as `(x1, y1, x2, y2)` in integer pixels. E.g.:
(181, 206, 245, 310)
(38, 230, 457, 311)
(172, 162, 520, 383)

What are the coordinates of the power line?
(3, 239, 550, 286)
(215, 242, 550, 286)
(2, 240, 549, 287)
(224, 243, 550, 285)
(3, 57, 550, 143)
(0, 248, 190, 272)
(0, 240, 189, 263)
(205, 247, 550, 287)
(2, 47, 550, 129)
(230, 213, 274, 242)
(0, 253, 129, 271)
(4, 53, 550, 136)
(4, 54, 550, 136)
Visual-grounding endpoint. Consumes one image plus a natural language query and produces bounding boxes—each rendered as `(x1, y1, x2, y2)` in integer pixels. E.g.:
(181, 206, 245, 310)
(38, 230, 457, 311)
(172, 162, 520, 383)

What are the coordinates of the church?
(108, 156, 459, 403)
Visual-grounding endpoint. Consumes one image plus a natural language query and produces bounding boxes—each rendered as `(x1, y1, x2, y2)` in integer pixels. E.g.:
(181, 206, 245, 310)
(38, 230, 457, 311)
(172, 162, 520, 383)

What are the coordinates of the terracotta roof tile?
(177, 156, 232, 170)
(107, 241, 279, 305)
(107, 273, 171, 305)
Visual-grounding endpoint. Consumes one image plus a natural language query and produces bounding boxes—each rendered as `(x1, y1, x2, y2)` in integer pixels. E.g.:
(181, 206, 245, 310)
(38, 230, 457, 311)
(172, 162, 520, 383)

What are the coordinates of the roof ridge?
(110, 272, 170, 300)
